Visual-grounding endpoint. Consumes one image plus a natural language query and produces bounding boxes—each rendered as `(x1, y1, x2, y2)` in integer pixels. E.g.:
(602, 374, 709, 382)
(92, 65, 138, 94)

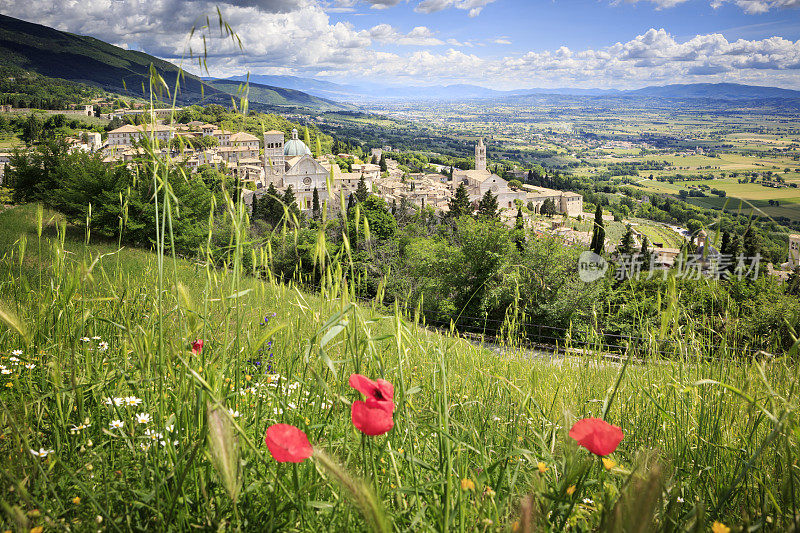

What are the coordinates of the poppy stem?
(556, 459, 591, 532)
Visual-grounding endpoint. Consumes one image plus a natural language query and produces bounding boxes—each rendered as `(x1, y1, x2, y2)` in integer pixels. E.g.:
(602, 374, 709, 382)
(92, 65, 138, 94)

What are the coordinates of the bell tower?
(475, 138, 486, 172)
(263, 130, 285, 177)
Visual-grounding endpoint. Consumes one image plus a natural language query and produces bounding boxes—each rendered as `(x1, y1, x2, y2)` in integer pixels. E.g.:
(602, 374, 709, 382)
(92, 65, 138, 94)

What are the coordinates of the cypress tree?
(379, 153, 387, 172)
(312, 187, 320, 219)
(590, 204, 605, 255)
(720, 230, 731, 256)
(448, 182, 471, 218)
(355, 174, 369, 203)
(347, 193, 355, 212)
(640, 236, 651, 268)
(477, 190, 498, 219)
(263, 183, 281, 225)
(618, 224, 635, 256)
(283, 185, 299, 220)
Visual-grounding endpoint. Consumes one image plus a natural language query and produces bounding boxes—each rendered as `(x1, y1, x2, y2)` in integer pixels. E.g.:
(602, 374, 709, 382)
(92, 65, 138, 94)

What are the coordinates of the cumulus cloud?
(494, 38, 512, 45)
(1, 1, 798, 89)
(415, 0, 497, 16)
(367, 24, 444, 45)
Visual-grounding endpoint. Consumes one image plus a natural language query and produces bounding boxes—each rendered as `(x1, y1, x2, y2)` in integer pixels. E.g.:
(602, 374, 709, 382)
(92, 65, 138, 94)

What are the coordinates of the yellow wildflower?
(567, 485, 576, 496)
(72, 496, 81, 505)
(245, 375, 252, 382)
(512, 520, 521, 532)
(712, 522, 730, 533)
(461, 478, 475, 491)
(602, 458, 617, 470)
(538, 462, 547, 474)
(30, 528, 43, 533)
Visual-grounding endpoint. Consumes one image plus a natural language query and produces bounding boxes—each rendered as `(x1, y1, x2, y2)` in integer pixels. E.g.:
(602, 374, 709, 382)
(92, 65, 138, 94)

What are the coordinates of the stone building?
(106, 124, 175, 147)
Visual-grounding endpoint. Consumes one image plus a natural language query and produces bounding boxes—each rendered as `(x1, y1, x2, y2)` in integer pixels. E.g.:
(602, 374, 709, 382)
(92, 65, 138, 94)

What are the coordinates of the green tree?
(477, 190, 498, 219)
(589, 204, 605, 255)
(283, 185, 300, 221)
(639, 235, 652, 268)
(312, 187, 321, 219)
(448, 182, 472, 219)
(355, 174, 369, 203)
(618, 224, 635, 256)
(21, 113, 44, 144)
(379, 153, 387, 172)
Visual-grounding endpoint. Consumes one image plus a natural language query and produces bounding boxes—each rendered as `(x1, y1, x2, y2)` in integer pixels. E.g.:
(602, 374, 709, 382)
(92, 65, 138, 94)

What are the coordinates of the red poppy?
(569, 418, 624, 457)
(349, 374, 394, 402)
(264, 424, 313, 463)
(351, 398, 394, 436)
(191, 339, 204, 355)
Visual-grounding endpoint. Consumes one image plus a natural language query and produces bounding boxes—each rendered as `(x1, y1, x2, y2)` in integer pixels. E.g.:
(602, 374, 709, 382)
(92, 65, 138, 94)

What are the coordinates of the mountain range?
(219, 74, 800, 102)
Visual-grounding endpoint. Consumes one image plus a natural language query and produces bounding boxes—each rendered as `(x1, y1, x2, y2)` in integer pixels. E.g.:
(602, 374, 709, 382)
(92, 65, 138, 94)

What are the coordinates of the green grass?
(0, 203, 798, 532)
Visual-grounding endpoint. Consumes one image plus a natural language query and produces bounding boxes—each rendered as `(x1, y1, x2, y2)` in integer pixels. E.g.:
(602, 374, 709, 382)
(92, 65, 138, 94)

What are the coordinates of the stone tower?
(263, 130, 285, 176)
(789, 234, 800, 269)
(475, 138, 486, 172)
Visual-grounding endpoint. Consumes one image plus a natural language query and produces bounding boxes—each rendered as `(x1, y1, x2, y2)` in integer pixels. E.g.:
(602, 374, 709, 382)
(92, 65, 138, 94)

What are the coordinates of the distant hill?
(622, 83, 800, 99)
(205, 79, 352, 112)
(0, 14, 343, 111)
(214, 75, 799, 102)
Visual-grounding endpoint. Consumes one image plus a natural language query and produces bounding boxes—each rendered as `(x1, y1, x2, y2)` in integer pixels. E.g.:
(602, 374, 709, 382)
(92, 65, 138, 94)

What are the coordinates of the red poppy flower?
(191, 339, 204, 355)
(351, 398, 394, 436)
(569, 418, 624, 457)
(264, 424, 313, 463)
(349, 374, 394, 402)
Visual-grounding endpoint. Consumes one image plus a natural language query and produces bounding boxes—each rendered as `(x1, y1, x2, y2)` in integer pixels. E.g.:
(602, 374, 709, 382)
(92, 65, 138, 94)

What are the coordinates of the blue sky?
(2, 0, 799, 89)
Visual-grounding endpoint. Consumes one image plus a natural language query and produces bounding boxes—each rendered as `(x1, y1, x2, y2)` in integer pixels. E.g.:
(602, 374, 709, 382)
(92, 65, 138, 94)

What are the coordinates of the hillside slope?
(0, 13, 221, 103)
(0, 13, 346, 111)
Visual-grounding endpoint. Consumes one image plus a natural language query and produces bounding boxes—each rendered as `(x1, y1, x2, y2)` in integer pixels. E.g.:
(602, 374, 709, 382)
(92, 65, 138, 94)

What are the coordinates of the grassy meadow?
(0, 201, 799, 532)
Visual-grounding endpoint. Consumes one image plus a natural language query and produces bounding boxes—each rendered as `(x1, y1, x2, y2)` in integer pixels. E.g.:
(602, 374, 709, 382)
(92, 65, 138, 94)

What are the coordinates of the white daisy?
(109, 420, 124, 429)
(25, 363, 35, 370)
(11, 349, 22, 356)
(165, 424, 174, 433)
(135, 413, 151, 424)
(124, 396, 143, 407)
(92, 336, 102, 341)
(80, 337, 91, 343)
(9, 356, 19, 363)
(144, 429, 162, 441)
(677, 497, 684, 503)
(140, 442, 151, 451)
(582, 498, 594, 504)
(98, 342, 109, 352)
(1, 368, 12, 375)
(29, 448, 54, 458)
(228, 409, 240, 418)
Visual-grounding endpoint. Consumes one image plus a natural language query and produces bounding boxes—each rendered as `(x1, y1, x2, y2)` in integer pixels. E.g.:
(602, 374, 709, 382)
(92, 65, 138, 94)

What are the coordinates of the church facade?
(258, 129, 330, 212)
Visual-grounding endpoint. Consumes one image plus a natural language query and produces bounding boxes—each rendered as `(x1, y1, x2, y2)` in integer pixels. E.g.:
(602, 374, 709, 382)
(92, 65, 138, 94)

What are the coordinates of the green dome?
(284, 128, 312, 157)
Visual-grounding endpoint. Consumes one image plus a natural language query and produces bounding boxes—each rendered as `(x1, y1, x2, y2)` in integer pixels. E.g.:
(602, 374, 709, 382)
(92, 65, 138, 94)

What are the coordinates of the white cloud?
(367, 24, 444, 45)
(415, 0, 497, 16)
(494, 38, 512, 45)
(1, 1, 798, 89)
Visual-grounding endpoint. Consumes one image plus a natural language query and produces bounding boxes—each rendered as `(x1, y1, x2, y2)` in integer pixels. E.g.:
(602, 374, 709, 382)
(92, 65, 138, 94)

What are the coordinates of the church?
(453, 139, 583, 216)
(260, 128, 331, 212)
(453, 138, 528, 211)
